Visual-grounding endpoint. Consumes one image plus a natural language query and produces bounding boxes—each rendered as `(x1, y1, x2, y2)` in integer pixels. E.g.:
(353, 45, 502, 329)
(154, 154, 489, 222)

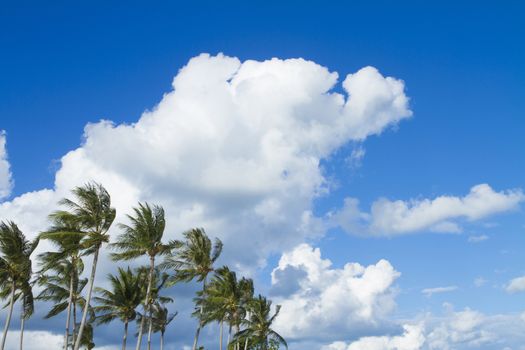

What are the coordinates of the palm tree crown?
(162, 228, 223, 283)
(111, 203, 171, 261)
(94, 267, 144, 350)
(0, 221, 39, 350)
(234, 296, 287, 350)
(94, 267, 144, 324)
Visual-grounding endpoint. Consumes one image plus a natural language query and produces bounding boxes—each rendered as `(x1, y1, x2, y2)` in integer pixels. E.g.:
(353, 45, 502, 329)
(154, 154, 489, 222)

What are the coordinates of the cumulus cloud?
(0, 54, 411, 272)
(506, 276, 525, 293)
(271, 244, 401, 340)
(321, 324, 425, 350)
(332, 184, 524, 236)
(0, 131, 13, 200)
(4, 330, 63, 350)
(421, 286, 458, 298)
(425, 307, 495, 349)
(318, 305, 525, 350)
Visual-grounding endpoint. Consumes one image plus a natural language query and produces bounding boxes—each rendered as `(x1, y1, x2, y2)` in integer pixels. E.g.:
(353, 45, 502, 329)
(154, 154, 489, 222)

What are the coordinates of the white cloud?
(321, 324, 425, 350)
(474, 277, 487, 287)
(506, 276, 525, 293)
(468, 234, 489, 243)
(316, 305, 525, 350)
(421, 286, 458, 297)
(333, 184, 524, 236)
(271, 244, 400, 340)
(425, 307, 495, 349)
(346, 145, 366, 169)
(0, 54, 411, 272)
(3, 329, 120, 350)
(0, 131, 13, 200)
(4, 330, 63, 350)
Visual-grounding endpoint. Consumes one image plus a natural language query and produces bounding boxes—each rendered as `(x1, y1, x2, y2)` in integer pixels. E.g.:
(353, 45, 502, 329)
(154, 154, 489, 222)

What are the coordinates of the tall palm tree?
(232, 277, 254, 350)
(199, 267, 254, 350)
(53, 182, 116, 350)
(93, 267, 144, 350)
(38, 214, 84, 350)
(161, 228, 223, 350)
(37, 263, 88, 349)
(233, 296, 286, 350)
(16, 266, 35, 350)
(2, 261, 37, 350)
(148, 302, 177, 350)
(110, 202, 172, 350)
(193, 286, 226, 350)
(0, 221, 39, 350)
(78, 318, 95, 350)
(134, 267, 173, 350)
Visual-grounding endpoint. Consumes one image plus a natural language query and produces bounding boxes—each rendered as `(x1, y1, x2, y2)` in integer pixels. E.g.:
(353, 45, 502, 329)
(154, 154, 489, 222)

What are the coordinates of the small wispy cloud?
(346, 145, 366, 169)
(474, 277, 487, 287)
(422, 286, 458, 297)
(468, 234, 489, 243)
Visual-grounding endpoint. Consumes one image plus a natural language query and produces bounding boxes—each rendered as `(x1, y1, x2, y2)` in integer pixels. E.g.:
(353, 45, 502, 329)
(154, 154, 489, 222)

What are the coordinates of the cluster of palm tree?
(0, 182, 286, 350)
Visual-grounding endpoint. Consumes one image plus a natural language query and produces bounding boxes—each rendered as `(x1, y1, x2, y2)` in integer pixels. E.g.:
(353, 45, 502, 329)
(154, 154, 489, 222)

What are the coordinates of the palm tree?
(232, 277, 254, 350)
(78, 318, 95, 350)
(16, 267, 35, 350)
(134, 267, 173, 350)
(36, 263, 88, 349)
(161, 228, 223, 350)
(148, 302, 177, 350)
(38, 214, 84, 350)
(53, 182, 116, 350)
(193, 287, 226, 350)
(0, 221, 39, 350)
(199, 267, 254, 350)
(93, 267, 144, 350)
(110, 203, 172, 350)
(233, 296, 286, 350)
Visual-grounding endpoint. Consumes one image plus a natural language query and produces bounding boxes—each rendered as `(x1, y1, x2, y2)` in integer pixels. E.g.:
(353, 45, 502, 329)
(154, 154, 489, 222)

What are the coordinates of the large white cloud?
(271, 244, 401, 340)
(0, 131, 13, 200)
(318, 305, 525, 350)
(0, 53, 411, 271)
(3, 329, 120, 350)
(321, 324, 425, 350)
(333, 184, 524, 236)
(425, 307, 495, 349)
(4, 330, 63, 350)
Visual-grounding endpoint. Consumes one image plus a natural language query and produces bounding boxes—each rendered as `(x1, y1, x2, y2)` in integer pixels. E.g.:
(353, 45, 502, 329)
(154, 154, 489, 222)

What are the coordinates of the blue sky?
(1, 1, 525, 349)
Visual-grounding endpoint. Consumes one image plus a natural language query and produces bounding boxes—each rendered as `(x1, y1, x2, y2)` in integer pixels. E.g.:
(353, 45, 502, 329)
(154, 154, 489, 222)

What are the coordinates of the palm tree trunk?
(0, 282, 16, 350)
(227, 325, 231, 347)
(234, 325, 240, 350)
(192, 279, 207, 350)
(146, 308, 153, 350)
(19, 308, 25, 350)
(72, 299, 77, 347)
(192, 325, 201, 350)
(122, 319, 129, 350)
(136, 256, 155, 350)
(160, 331, 164, 350)
(64, 273, 74, 350)
(243, 337, 248, 350)
(73, 247, 100, 350)
(219, 320, 224, 350)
